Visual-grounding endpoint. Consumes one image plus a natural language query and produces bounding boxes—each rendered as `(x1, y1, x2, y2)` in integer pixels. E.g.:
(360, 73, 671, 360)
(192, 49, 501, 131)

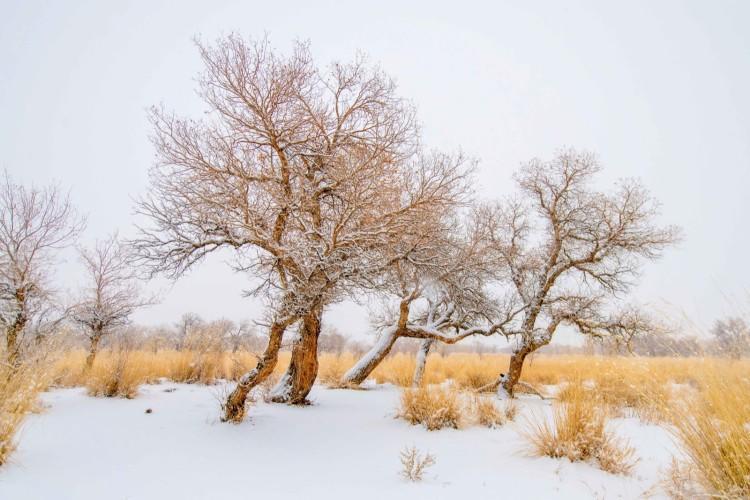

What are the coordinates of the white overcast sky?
(1, 0, 748, 342)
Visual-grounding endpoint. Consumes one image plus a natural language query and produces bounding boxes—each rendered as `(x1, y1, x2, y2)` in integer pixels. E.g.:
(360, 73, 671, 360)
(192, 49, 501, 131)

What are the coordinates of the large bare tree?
(133, 35, 471, 421)
(0, 172, 85, 366)
(71, 235, 154, 368)
(481, 149, 679, 396)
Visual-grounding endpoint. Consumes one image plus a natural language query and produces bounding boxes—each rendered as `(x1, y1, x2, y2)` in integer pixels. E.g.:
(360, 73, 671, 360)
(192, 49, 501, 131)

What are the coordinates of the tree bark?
(85, 330, 103, 369)
(341, 326, 401, 386)
(5, 318, 25, 368)
(222, 320, 290, 422)
(412, 339, 434, 387)
(270, 306, 321, 404)
(502, 345, 533, 397)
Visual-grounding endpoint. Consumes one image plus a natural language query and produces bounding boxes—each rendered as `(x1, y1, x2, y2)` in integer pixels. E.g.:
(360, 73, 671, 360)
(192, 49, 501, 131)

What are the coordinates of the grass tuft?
(524, 382, 637, 475)
(397, 385, 464, 430)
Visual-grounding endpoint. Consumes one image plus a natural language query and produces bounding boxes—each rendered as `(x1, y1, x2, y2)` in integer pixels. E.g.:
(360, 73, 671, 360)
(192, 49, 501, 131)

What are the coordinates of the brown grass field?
(2, 349, 748, 497)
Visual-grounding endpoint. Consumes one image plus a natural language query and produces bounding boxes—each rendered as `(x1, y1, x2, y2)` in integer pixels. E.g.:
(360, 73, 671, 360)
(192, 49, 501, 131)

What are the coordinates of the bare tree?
(133, 35, 471, 421)
(0, 172, 85, 366)
(220, 319, 258, 353)
(711, 317, 749, 359)
(480, 149, 679, 396)
(174, 313, 203, 350)
(318, 325, 348, 354)
(71, 235, 154, 368)
(342, 213, 521, 387)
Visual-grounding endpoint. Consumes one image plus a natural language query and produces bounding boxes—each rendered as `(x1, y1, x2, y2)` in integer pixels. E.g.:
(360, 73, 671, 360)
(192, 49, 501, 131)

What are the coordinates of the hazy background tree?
(0, 172, 84, 366)
(481, 149, 680, 396)
(71, 235, 153, 368)
(317, 326, 348, 355)
(711, 317, 749, 359)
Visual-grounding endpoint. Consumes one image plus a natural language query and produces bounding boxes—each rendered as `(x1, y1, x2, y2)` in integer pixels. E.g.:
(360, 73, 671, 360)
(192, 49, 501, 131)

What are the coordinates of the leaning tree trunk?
(341, 326, 401, 386)
(85, 330, 103, 369)
(501, 345, 533, 397)
(270, 306, 322, 404)
(412, 339, 434, 387)
(222, 320, 289, 422)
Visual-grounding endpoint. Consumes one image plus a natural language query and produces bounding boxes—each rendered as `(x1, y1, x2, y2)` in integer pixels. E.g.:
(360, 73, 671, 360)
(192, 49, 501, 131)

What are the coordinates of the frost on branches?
(0, 172, 84, 367)
(70, 235, 154, 368)
(477, 150, 680, 395)
(132, 35, 473, 421)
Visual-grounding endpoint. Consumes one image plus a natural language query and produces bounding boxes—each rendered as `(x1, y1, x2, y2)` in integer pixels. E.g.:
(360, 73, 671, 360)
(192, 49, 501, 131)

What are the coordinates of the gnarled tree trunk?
(502, 344, 533, 397)
(270, 306, 321, 404)
(5, 317, 26, 368)
(412, 339, 434, 387)
(223, 320, 290, 422)
(85, 330, 103, 369)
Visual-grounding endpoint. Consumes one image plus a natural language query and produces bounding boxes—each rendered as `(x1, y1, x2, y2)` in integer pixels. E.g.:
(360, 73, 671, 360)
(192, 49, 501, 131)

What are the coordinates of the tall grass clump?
(397, 385, 463, 430)
(0, 355, 53, 465)
(318, 352, 357, 387)
(668, 369, 750, 498)
(472, 395, 505, 428)
(524, 382, 637, 475)
(85, 349, 145, 398)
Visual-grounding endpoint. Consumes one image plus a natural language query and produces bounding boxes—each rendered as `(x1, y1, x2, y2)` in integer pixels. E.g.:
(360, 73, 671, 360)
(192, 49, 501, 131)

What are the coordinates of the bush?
(524, 383, 637, 475)
(399, 445, 436, 481)
(503, 400, 519, 422)
(397, 385, 463, 430)
(472, 396, 505, 428)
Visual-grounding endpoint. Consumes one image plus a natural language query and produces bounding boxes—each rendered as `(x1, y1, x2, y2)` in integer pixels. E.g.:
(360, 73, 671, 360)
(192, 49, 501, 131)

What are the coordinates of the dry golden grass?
(472, 395, 505, 428)
(53, 350, 748, 396)
(51, 350, 750, 425)
(397, 385, 464, 430)
(55, 349, 293, 393)
(0, 356, 54, 465)
(523, 381, 637, 475)
(666, 367, 750, 498)
(318, 352, 358, 387)
(85, 350, 147, 399)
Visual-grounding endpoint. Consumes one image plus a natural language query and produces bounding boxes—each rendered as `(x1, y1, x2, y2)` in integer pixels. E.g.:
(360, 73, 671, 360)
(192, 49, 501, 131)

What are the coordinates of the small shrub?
(503, 400, 519, 422)
(472, 396, 504, 428)
(524, 383, 637, 475)
(397, 386, 463, 430)
(399, 445, 436, 481)
(86, 350, 144, 398)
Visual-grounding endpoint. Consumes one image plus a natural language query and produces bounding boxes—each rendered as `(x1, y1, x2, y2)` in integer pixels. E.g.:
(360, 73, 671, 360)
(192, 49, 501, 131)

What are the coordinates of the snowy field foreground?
(0, 383, 678, 500)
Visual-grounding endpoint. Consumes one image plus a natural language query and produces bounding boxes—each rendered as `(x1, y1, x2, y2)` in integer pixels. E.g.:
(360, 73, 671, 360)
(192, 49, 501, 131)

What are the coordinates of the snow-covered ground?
(0, 382, 678, 500)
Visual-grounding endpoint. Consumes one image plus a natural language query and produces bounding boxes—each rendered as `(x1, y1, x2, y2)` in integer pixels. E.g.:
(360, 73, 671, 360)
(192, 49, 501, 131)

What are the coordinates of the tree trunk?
(222, 320, 289, 422)
(5, 319, 25, 368)
(412, 339, 434, 387)
(502, 346, 533, 397)
(85, 331, 103, 369)
(341, 326, 401, 386)
(270, 307, 321, 404)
